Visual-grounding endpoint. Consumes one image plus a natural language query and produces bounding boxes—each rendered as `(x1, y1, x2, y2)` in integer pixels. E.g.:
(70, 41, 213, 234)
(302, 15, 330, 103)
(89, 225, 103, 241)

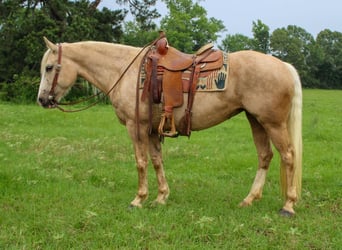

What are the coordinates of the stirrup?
(158, 113, 179, 138)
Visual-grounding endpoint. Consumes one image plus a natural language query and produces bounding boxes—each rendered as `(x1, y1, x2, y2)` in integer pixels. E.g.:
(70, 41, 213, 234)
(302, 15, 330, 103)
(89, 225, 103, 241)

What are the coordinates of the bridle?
(46, 42, 148, 112)
(48, 43, 62, 101)
(44, 33, 166, 141)
(46, 35, 163, 113)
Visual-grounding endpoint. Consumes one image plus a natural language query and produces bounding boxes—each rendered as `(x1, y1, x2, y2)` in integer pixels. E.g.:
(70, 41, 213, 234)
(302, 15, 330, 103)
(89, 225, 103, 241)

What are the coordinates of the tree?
(314, 29, 342, 88)
(0, 1, 126, 80)
(219, 34, 253, 52)
(118, 0, 161, 46)
(117, 0, 160, 31)
(252, 19, 270, 53)
(0, 0, 126, 101)
(270, 25, 314, 86)
(122, 21, 159, 46)
(160, 0, 225, 53)
(0, 2, 55, 82)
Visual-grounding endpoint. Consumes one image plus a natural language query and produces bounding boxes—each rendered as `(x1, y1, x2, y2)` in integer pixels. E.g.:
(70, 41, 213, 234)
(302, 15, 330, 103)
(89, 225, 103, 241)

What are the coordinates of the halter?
(48, 43, 62, 101)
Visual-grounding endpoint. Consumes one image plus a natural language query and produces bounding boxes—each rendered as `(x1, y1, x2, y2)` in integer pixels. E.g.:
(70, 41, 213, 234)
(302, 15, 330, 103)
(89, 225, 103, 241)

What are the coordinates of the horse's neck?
(66, 42, 141, 93)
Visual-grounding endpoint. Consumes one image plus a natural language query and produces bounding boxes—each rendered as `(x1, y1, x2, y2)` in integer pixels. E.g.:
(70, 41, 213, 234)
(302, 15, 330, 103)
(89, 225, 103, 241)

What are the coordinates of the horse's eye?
(46, 65, 53, 72)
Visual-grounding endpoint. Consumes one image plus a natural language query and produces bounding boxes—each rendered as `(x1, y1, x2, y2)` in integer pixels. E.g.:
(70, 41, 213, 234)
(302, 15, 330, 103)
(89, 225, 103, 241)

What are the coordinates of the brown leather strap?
(151, 56, 162, 103)
(184, 50, 215, 136)
(184, 64, 200, 136)
(49, 44, 62, 99)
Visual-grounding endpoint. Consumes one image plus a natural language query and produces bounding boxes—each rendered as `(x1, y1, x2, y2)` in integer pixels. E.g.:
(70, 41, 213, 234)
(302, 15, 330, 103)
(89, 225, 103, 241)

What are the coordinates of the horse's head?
(37, 37, 77, 108)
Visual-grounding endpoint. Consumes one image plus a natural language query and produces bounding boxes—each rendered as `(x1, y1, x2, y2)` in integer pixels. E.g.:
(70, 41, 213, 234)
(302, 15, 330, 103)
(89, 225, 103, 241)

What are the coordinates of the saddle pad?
(184, 52, 229, 92)
(139, 52, 229, 92)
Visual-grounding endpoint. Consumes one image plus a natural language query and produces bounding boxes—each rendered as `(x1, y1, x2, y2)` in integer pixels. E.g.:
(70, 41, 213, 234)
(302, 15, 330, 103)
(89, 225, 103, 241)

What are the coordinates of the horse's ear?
(43, 37, 58, 53)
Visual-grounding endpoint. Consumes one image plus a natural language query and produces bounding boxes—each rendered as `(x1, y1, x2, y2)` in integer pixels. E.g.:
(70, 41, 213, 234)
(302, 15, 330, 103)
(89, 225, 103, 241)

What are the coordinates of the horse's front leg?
(149, 133, 169, 205)
(126, 121, 150, 208)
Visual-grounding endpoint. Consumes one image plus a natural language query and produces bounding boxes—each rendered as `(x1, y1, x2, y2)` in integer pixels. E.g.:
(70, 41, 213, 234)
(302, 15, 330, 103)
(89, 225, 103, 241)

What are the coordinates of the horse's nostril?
(38, 97, 49, 107)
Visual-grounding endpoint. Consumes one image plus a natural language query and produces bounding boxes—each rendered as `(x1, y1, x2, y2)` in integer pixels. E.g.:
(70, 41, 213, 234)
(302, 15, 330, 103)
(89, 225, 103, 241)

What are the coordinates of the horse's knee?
(136, 159, 148, 171)
(151, 156, 163, 170)
(259, 150, 273, 170)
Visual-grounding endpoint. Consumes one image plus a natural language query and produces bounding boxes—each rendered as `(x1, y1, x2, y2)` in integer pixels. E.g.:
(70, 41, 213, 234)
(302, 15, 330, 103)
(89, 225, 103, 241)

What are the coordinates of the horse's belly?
(174, 92, 241, 131)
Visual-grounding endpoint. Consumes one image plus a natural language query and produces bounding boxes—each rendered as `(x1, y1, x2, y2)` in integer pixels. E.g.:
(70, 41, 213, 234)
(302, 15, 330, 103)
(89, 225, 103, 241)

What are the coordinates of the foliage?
(0, 1, 125, 80)
(118, 0, 160, 46)
(270, 25, 315, 87)
(313, 29, 342, 89)
(270, 26, 342, 88)
(252, 19, 270, 53)
(220, 20, 270, 53)
(0, 75, 40, 103)
(117, 0, 160, 31)
(160, 0, 225, 53)
(219, 34, 253, 52)
(0, 0, 126, 102)
(121, 21, 159, 46)
(0, 0, 342, 104)
(0, 3, 55, 82)
(0, 89, 341, 248)
(221, 23, 342, 89)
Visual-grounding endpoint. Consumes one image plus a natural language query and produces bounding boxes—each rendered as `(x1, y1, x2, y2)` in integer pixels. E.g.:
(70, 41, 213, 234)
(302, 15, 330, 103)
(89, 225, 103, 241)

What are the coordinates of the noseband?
(48, 44, 62, 100)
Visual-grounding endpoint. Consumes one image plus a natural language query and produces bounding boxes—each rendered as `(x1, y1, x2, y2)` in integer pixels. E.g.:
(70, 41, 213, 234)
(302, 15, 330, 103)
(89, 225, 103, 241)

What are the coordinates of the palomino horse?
(37, 38, 302, 216)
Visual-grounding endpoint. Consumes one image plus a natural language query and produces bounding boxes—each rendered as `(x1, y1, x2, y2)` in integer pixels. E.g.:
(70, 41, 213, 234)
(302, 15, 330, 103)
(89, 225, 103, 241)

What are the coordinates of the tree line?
(0, 0, 341, 103)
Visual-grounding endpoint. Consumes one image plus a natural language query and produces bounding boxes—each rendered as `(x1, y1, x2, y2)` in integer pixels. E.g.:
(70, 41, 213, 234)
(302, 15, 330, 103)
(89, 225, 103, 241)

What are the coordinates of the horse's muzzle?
(37, 96, 58, 109)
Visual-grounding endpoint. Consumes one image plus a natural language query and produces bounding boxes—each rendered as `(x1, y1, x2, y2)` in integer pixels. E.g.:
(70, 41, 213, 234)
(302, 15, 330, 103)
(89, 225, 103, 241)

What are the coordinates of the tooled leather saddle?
(141, 31, 224, 138)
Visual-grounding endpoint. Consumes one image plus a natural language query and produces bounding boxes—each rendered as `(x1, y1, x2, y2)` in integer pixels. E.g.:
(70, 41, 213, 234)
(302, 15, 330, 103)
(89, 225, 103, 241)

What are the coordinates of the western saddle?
(141, 31, 224, 138)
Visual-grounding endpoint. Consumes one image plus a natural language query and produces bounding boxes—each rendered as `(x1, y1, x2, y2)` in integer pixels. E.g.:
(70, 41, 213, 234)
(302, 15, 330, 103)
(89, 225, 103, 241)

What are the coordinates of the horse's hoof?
(150, 201, 160, 208)
(151, 199, 167, 208)
(239, 200, 251, 207)
(279, 208, 295, 217)
(128, 205, 136, 210)
(128, 204, 142, 210)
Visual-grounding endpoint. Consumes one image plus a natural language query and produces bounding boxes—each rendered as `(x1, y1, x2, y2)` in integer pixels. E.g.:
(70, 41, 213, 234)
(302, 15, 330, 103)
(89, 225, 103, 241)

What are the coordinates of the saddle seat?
(142, 33, 224, 138)
(158, 43, 215, 71)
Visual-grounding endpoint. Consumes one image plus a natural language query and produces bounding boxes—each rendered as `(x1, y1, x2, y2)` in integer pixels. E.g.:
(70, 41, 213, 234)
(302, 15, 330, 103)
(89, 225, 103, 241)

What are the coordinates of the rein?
(51, 41, 153, 113)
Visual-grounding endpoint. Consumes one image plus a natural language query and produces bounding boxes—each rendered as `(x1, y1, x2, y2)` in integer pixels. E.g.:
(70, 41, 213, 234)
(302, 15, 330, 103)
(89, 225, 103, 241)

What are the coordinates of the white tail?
(281, 63, 303, 199)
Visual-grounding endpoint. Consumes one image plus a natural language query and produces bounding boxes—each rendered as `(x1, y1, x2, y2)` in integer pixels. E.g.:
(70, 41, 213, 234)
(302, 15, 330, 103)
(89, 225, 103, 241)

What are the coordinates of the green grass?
(0, 89, 341, 249)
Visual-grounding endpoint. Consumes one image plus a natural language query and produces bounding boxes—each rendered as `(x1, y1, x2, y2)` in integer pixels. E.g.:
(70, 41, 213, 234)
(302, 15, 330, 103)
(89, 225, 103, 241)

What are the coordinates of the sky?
(99, 0, 342, 40)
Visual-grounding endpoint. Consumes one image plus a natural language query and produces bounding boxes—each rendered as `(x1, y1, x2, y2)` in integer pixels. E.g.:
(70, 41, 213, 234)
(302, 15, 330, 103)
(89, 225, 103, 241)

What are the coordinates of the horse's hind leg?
(240, 113, 273, 207)
(267, 124, 297, 215)
(149, 133, 170, 204)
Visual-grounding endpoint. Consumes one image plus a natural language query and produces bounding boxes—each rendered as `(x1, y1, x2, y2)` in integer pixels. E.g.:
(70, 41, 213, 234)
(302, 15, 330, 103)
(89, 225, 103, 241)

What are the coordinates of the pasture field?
(0, 89, 341, 249)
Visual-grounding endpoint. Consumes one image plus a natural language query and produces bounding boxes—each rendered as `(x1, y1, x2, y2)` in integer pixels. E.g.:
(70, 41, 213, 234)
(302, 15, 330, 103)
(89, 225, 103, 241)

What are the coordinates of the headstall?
(48, 43, 62, 101)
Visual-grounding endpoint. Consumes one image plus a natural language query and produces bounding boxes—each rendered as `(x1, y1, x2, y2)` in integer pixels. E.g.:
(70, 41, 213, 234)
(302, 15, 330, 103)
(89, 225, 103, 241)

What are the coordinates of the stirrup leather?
(158, 113, 179, 138)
